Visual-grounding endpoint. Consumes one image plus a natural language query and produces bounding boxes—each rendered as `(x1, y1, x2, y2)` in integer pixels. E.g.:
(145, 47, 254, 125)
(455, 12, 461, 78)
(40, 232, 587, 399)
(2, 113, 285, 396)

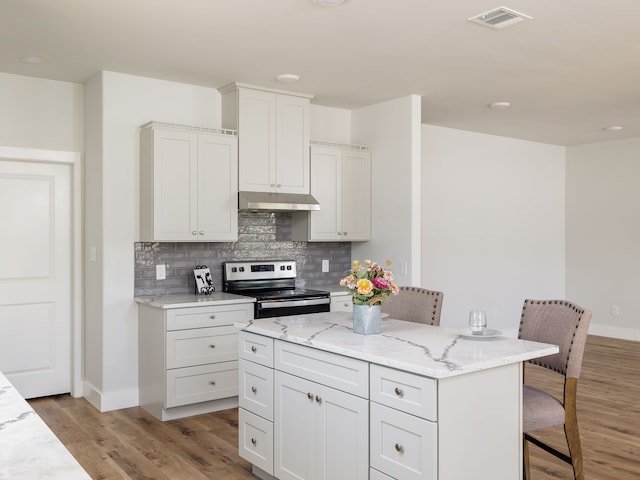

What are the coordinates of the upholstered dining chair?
(381, 286, 443, 326)
(518, 299, 592, 480)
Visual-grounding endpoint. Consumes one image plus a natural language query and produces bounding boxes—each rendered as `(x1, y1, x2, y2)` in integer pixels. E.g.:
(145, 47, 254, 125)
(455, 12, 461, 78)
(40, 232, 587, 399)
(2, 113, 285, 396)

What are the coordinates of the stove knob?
(280, 266, 285, 270)
(239, 267, 245, 272)
(231, 267, 237, 273)
(287, 265, 292, 270)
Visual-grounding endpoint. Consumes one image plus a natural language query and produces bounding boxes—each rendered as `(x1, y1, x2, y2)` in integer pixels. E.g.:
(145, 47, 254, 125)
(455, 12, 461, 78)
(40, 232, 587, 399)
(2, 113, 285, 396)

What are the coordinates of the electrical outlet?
(611, 305, 620, 316)
(156, 264, 166, 280)
(322, 259, 329, 273)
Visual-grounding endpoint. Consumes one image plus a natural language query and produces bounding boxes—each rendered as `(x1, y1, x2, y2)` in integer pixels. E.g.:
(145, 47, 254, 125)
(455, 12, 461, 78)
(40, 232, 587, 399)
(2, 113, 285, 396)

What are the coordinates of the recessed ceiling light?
(276, 73, 300, 83)
(490, 101, 511, 110)
(604, 125, 623, 132)
(312, 0, 347, 6)
(20, 56, 44, 64)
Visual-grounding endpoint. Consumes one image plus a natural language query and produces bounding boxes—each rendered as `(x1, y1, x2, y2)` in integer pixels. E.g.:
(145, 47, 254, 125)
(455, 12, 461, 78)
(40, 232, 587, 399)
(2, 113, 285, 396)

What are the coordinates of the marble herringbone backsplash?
(134, 211, 351, 297)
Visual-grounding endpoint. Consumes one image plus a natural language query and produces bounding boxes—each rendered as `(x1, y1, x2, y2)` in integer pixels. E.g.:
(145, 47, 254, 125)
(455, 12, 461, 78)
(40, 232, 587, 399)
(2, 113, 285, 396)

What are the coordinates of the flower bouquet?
(340, 260, 399, 335)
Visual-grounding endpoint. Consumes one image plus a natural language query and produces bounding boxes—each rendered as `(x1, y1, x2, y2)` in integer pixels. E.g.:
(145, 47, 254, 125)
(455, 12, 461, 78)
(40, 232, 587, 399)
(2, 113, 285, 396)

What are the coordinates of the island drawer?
(239, 331, 274, 367)
(239, 359, 274, 421)
(166, 326, 237, 369)
(370, 468, 395, 480)
(370, 403, 437, 480)
(166, 303, 253, 331)
(239, 408, 274, 475)
(370, 364, 437, 421)
(275, 340, 368, 398)
(165, 361, 238, 408)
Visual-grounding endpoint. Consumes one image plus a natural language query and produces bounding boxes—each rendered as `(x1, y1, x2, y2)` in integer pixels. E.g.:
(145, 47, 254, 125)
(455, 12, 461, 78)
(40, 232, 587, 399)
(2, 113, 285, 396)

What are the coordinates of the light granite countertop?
(135, 292, 256, 309)
(237, 312, 558, 379)
(0, 371, 91, 479)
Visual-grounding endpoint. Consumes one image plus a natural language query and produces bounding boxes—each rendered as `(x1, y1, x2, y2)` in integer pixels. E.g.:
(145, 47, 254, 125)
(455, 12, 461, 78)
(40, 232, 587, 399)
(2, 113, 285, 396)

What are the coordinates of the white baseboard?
(82, 381, 139, 412)
(588, 323, 639, 342)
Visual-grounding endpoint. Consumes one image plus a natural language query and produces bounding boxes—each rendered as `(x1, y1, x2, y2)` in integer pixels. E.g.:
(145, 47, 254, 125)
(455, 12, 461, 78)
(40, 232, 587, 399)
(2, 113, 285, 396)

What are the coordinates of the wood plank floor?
(29, 335, 639, 480)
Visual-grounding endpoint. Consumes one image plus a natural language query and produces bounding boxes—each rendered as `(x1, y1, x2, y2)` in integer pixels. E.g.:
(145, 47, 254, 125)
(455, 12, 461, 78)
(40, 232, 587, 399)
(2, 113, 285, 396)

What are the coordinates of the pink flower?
(373, 276, 389, 289)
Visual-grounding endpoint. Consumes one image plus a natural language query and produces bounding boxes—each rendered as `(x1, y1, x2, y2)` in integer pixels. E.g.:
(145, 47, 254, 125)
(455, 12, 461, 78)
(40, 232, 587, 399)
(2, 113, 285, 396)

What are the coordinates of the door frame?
(0, 146, 83, 397)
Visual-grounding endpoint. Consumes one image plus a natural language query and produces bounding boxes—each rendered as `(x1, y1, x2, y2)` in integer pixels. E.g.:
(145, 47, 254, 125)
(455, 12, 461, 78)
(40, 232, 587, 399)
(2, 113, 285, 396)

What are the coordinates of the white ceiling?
(2, 0, 639, 146)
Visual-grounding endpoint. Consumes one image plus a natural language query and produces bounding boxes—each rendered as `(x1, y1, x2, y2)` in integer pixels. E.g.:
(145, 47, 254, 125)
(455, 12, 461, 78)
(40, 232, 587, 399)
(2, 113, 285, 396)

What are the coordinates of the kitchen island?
(236, 312, 558, 480)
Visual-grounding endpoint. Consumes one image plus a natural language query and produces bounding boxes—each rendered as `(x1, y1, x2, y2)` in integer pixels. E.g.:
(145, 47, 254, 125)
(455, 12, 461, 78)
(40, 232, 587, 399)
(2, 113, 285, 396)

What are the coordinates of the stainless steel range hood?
(238, 191, 320, 211)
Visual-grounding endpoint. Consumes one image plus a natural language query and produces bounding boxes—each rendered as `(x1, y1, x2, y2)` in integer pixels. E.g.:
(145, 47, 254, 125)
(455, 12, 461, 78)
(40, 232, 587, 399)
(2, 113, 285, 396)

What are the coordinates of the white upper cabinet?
(293, 144, 371, 242)
(140, 122, 238, 242)
(219, 83, 313, 194)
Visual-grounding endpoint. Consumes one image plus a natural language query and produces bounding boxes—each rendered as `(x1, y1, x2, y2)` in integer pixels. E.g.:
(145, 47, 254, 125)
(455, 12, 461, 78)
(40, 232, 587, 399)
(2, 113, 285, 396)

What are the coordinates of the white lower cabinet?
(138, 301, 253, 421)
(329, 293, 353, 313)
(274, 371, 369, 480)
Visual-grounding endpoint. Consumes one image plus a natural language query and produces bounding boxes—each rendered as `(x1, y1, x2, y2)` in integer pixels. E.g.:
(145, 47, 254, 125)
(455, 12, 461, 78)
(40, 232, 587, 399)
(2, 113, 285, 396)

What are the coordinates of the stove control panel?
(224, 260, 297, 281)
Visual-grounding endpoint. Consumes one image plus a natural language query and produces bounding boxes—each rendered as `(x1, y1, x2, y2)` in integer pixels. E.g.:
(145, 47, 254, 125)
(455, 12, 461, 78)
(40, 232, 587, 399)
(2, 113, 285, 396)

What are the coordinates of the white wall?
(0, 72, 83, 151)
(84, 71, 222, 410)
(421, 125, 566, 335)
(351, 95, 422, 286)
(566, 138, 640, 341)
(310, 105, 351, 144)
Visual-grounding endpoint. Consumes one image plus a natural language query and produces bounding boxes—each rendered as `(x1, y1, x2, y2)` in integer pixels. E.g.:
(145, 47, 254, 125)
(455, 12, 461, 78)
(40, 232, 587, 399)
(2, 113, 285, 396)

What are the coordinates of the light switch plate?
(156, 264, 166, 280)
(322, 259, 329, 272)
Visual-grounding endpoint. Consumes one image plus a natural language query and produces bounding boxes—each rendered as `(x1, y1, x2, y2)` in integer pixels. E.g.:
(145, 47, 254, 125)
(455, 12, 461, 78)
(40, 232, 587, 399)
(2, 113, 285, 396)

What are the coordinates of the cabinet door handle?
(199, 231, 204, 235)
(337, 232, 342, 236)
(343, 232, 348, 236)
(394, 387, 404, 397)
(270, 183, 276, 188)
(307, 392, 314, 400)
(251, 346, 257, 353)
(276, 184, 282, 188)
(251, 438, 257, 446)
(315, 395, 322, 404)
(209, 344, 216, 349)
(209, 380, 216, 386)
(191, 231, 197, 235)
(209, 314, 216, 319)
(395, 443, 404, 453)
(251, 386, 257, 394)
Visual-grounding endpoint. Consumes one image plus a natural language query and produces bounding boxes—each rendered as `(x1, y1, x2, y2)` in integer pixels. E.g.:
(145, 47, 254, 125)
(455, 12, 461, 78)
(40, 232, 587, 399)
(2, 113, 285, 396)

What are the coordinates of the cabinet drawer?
(370, 403, 437, 480)
(239, 408, 274, 475)
(166, 303, 253, 331)
(275, 340, 368, 398)
(239, 331, 274, 368)
(239, 359, 274, 421)
(330, 295, 353, 313)
(165, 361, 238, 408)
(370, 364, 437, 421)
(370, 468, 395, 480)
(166, 326, 237, 369)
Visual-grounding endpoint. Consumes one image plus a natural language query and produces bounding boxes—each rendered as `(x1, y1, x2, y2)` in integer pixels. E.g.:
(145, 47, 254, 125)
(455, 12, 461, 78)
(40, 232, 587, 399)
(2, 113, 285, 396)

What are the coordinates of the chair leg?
(523, 436, 531, 480)
(564, 378, 585, 480)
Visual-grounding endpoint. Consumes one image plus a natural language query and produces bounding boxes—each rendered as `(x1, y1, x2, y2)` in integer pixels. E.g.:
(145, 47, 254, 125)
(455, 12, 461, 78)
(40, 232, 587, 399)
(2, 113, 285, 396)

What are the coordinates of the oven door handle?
(259, 297, 331, 309)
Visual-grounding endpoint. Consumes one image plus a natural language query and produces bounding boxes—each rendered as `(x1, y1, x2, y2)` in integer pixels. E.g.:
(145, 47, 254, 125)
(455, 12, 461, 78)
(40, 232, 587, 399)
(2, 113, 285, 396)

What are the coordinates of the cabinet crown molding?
(217, 82, 315, 100)
(141, 121, 236, 136)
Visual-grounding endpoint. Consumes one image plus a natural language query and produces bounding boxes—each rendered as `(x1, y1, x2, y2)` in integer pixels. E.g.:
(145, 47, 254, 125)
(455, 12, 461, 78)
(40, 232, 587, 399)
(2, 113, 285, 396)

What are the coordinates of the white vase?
(353, 304, 382, 335)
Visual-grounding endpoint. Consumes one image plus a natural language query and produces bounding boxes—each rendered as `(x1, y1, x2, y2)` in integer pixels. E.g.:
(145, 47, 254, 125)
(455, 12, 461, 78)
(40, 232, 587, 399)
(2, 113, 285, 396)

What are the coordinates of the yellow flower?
(356, 279, 373, 295)
(386, 260, 392, 267)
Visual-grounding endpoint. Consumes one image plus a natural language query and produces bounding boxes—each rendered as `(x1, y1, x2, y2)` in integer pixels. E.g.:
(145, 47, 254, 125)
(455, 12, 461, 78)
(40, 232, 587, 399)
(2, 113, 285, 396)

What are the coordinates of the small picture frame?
(193, 265, 215, 295)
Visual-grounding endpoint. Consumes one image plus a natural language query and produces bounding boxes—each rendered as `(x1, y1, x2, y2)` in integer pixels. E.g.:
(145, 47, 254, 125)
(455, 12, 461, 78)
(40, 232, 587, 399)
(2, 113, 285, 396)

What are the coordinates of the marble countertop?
(0, 372, 91, 479)
(135, 292, 256, 309)
(237, 312, 559, 379)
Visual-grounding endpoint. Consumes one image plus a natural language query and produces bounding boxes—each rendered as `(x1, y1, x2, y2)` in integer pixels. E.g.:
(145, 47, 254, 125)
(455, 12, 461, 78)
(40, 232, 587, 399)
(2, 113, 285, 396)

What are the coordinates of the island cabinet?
(219, 83, 314, 194)
(237, 313, 559, 480)
(292, 144, 371, 242)
(139, 122, 238, 242)
(137, 296, 254, 421)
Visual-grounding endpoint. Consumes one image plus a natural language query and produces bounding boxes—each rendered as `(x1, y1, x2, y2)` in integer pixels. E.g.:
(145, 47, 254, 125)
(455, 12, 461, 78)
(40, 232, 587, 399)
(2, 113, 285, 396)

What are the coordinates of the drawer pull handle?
(199, 231, 204, 235)
(191, 231, 197, 235)
(209, 344, 216, 349)
(315, 395, 322, 404)
(394, 387, 404, 397)
(251, 346, 257, 353)
(395, 443, 404, 453)
(251, 438, 257, 446)
(209, 380, 216, 386)
(307, 392, 313, 400)
(251, 386, 257, 394)
(209, 314, 216, 319)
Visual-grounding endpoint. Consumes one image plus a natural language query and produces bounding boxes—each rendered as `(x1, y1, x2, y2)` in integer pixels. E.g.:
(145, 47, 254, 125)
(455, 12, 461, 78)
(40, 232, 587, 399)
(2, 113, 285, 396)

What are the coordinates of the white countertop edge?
(0, 372, 91, 479)
(135, 293, 256, 309)
(235, 314, 559, 379)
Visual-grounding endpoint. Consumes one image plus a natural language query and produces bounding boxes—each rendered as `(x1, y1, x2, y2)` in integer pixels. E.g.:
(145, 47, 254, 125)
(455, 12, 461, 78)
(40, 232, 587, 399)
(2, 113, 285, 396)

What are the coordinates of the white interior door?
(0, 159, 71, 398)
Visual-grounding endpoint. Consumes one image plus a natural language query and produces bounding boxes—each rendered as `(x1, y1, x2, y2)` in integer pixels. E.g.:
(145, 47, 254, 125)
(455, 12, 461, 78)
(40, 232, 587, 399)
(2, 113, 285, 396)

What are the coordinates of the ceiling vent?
(468, 6, 532, 29)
